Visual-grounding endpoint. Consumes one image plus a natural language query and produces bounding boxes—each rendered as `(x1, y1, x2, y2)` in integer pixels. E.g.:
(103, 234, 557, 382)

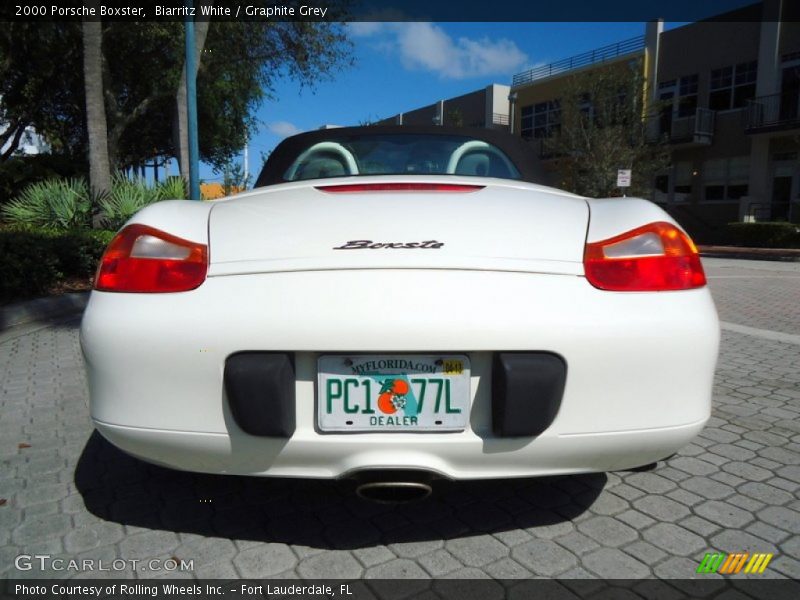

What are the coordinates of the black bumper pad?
(224, 352, 295, 437)
(492, 353, 566, 437)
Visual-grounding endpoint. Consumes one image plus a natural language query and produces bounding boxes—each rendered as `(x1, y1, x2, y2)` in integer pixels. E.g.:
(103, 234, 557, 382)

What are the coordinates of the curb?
(0, 292, 89, 332)
(699, 245, 800, 262)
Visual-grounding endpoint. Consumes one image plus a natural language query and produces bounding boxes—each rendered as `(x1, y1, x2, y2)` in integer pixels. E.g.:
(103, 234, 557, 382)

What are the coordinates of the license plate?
(317, 354, 470, 432)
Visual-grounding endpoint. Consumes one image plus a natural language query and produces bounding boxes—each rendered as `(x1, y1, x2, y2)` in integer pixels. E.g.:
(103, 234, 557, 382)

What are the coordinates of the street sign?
(617, 169, 632, 188)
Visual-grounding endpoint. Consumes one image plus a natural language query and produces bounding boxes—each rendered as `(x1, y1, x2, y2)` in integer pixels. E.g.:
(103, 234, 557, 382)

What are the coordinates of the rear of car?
(80, 128, 719, 481)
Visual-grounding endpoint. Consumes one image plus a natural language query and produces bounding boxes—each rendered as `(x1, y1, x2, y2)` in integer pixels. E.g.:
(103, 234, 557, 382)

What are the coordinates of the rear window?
(282, 134, 522, 182)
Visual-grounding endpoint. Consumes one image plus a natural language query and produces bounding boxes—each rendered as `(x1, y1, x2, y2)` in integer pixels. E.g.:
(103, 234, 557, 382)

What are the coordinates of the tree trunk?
(82, 19, 111, 202)
(174, 15, 212, 181)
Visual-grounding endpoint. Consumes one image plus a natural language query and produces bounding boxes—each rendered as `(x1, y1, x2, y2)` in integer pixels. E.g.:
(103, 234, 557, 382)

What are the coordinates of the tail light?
(95, 224, 208, 293)
(584, 221, 706, 291)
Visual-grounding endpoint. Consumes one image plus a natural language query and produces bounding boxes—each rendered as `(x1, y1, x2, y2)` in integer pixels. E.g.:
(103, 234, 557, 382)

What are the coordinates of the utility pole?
(185, 0, 201, 200)
(243, 140, 249, 185)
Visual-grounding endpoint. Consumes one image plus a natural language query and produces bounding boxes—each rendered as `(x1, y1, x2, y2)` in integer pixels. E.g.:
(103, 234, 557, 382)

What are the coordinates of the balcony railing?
(745, 201, 798, 222)
(512, 36, 645, 87)
(672, 107, 715, 143)
(491, 112, 509, 126)
(649, 108, 715, 145)
(745, 91, 800, 132)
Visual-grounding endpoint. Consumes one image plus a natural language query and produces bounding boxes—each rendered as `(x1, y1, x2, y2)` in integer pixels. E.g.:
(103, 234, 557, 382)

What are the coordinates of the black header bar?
(1, 0, 784, 23)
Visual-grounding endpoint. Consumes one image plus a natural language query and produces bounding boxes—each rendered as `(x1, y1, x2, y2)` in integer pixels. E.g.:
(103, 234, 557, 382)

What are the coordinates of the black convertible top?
(254, 125, 543, 188)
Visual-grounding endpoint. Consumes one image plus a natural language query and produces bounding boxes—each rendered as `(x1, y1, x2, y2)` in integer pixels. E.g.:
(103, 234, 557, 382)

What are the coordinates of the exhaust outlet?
(351, 470, 436, 503)
(356, 481, 432, 503)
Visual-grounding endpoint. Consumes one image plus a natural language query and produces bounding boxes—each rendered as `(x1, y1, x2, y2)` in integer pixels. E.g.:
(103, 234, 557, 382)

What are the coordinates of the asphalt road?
(1, 258, 799, 584)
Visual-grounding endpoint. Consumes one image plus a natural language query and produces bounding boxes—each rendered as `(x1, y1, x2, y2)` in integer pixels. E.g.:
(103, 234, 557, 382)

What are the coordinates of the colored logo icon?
(696, 552, 773, 574)
(377, 378, 409, 414)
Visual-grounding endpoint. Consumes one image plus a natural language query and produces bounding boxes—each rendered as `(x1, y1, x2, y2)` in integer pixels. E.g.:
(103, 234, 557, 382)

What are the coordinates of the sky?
(196, 21, 684, 184)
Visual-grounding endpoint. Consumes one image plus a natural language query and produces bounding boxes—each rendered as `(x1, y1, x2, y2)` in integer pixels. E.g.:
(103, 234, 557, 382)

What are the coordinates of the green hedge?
(0, 227, 115, 304)
(0, 154, 87, 206)
(726, 222, 800, 248)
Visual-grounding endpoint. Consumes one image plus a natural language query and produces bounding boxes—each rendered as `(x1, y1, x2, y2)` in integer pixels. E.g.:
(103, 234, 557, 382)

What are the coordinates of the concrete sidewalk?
(0, 292, 89, 332)
(700, 245, 800, 262)
(1, 258, 799, 582)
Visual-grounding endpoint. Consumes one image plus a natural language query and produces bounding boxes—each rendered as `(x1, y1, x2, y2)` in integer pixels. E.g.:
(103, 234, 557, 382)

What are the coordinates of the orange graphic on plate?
(378, 378, 408, 414)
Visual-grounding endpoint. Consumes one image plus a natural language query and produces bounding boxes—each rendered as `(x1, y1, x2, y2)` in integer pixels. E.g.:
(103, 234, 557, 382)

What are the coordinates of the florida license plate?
(317, 355, 470, 432)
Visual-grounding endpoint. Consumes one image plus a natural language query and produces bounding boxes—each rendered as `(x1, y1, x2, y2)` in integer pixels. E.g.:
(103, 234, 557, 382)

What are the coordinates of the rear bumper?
(93, 417, 707, 479)
(81, 269, 719, 479)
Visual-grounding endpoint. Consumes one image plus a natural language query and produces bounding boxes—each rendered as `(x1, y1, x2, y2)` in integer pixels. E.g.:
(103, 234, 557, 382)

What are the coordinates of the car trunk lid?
(207, 178, 589, 277)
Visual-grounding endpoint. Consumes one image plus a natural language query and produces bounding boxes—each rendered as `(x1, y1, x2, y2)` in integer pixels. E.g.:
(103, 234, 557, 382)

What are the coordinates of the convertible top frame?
(255, 125, 544, 188)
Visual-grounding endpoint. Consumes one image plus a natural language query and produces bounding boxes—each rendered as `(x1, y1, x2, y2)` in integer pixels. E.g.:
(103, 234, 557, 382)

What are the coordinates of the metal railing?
(648, 108, 715, 144)
(745, 201, 798, 222)
(491, 112, 510, 125)
(745, 91, 800, 131)
(512, 36, 645, 87)
(670, 107, 715, 142)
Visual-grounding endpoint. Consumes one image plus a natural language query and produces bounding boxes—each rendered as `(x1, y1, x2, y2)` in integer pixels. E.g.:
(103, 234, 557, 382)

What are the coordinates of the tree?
(192, 21, 352, 170)
(1, 19, 352, 191)
(106, 19, 352, 175)
(542, 59, 669, 198)
(0, 23, 86, 163)
(174, 11, 212, 181)
(82, 19, 111, 199)
(215, 158, 251, 196)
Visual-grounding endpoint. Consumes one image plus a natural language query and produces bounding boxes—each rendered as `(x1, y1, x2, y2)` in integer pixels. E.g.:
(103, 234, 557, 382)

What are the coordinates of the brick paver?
(1, 258, 798, 581)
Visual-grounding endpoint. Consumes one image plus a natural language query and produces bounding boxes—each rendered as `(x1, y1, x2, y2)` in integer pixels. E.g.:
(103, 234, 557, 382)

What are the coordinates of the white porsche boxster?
(80, 126, 719, 500)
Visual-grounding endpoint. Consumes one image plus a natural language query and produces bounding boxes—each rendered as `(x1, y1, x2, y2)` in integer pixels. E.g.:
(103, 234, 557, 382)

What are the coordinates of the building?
(0, 125, 50, 157)
(509, 0, 800, 239)
(200, 182, 244, 200)
(378, 84, 511, 130)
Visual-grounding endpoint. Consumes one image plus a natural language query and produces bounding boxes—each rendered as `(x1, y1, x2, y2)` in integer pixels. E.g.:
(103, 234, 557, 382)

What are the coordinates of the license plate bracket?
(317, 354, 470, 432)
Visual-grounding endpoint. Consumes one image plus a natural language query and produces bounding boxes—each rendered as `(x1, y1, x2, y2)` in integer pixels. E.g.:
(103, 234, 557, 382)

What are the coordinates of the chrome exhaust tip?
(350, 469, 438, 503)
(355, 480, 432, 503)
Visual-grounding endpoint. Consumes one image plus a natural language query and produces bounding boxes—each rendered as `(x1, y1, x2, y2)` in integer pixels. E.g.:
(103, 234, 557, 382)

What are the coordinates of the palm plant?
(0, 178, 92, 229)
(156, 176, 187, 201)
(97, 174, 161, 230)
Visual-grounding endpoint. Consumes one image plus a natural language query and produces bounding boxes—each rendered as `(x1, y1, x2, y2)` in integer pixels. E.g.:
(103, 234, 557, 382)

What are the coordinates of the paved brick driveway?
(1, 257, 799, 582)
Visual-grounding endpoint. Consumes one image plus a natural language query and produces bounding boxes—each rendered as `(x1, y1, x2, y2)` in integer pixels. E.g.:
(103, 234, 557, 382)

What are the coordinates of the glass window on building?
(727, 156, 750, 199)
(702, 156, 749, 201)
(520, 105, 534, 140)
(703, 158, 726, 200)
(677, 75, 699, 118)
(653, 172, 670, 204)
(674, 161, 693, 200)
(733, 62, 757, 107)
(710, 61, 757, 111)
(530, 99, 561, 139)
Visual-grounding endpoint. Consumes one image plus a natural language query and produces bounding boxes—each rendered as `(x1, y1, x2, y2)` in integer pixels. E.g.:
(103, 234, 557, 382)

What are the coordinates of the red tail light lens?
(95, 224, 208, 293)
(584, 221, 706, 291)
(316, 183, 484, 193)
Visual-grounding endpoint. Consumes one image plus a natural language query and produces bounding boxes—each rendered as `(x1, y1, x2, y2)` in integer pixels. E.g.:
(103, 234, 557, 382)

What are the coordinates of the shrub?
(157, 176, 187, 201)
(0, 226, 115, 304)
(55, 229, 116, 275)
(0, 154, 87, 206)
(97, 175, 159, 230)
(0, 177, 92, 229)
(2, 174, 187, 232)
(0, 229, 62, 303)
(726, 222, 800, 248)
(97, 174, 186, 230)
